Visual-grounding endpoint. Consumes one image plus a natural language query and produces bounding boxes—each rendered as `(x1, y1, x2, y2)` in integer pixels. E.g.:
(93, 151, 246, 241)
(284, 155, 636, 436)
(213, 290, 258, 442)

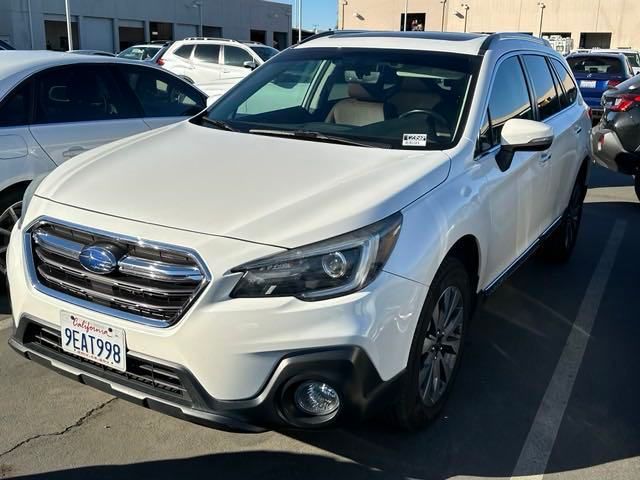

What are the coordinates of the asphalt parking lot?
(0, 164, 638, 480)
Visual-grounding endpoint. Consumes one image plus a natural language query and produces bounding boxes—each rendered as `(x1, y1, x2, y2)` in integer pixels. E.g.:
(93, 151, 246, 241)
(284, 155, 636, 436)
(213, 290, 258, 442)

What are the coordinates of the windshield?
(568, 56, 623, 74)
(118, 46, 161, 60)
(251, 46, 280, 62)
(201, 48, 479, 150)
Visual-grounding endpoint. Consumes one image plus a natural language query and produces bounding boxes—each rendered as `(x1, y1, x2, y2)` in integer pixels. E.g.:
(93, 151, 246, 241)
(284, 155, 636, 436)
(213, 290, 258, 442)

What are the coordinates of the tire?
(0, 189, 24, 288)
(389, 257, 472, 430)
(635, 175, 640, 202)
(540, 174, 586, 263)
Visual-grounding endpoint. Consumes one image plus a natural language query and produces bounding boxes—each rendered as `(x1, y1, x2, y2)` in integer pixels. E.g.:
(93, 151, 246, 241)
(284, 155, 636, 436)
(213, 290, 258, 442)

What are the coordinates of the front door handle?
(574, 126, 583, 135)
(62, 146, 88, 159)
(539, 152, 552, 164)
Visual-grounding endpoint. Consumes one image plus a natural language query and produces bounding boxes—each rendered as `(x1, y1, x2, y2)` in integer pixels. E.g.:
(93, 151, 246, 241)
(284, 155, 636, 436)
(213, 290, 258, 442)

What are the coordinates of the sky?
(275, 0, 338, 31)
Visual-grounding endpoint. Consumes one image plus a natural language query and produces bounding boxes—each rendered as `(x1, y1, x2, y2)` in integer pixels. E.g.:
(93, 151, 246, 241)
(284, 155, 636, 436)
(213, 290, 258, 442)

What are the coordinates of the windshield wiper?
(201, 117, 237, 132)
(249, 129, 390, 149)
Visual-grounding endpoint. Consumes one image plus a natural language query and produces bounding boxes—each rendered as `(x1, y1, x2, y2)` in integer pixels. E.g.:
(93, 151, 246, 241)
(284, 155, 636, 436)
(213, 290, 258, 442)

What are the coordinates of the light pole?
(64, 0, 73, 50)
(341, 0, 347, 30)
(403, 0, 409, 31)
(440, 0, 447, 32)
(461, 3, 469, 33)
(537, 2, 546, 38)
(191, 1, 203, 37)
(298, 0, 302, 43)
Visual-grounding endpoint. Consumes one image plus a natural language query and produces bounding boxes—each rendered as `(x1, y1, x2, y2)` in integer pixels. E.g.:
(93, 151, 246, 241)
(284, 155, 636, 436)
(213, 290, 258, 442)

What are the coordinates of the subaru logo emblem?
(79, 243, 122, 274)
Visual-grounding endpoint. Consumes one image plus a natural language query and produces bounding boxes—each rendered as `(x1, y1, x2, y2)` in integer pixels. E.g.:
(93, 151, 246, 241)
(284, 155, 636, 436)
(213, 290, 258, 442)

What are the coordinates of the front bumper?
(9, 315, 402, 431)
(591, 125, 640, 175)
(7, 199, 426, 429)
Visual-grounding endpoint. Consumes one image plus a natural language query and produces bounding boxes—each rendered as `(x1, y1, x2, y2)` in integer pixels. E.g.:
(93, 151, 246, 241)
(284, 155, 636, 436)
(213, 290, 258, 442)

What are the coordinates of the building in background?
(0, 0, 292, 52)
(338, 0, 640, 50)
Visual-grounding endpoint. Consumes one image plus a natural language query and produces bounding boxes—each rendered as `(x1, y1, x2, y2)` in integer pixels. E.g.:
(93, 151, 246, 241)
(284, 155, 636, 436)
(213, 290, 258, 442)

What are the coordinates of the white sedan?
(0, 50, 208, 278)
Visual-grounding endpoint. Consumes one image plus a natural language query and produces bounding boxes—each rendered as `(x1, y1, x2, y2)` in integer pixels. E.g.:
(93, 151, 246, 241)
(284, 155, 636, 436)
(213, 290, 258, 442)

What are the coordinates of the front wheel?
(540, 175, 586, 263)
(389, 257, 472, 430)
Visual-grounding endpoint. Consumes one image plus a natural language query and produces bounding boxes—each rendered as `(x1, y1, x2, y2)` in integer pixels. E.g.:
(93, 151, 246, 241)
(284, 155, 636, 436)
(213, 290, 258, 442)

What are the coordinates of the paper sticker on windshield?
(402, 134, 427, 147)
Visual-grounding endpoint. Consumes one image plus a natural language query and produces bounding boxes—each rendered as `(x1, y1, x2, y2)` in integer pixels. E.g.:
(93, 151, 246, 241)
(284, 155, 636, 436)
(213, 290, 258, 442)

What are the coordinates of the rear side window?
(34, 65, 138, 124)
(551, 58, 578, 107)
(173, 44, 194, 59)
(567, 56, 623, 74)
(224, 46, 254, 67)
(0, 80, 31, 127)
(523, 55, 562, 121)
(118, 65, 206, 117)
(193, 44, 220, 63)
(479, 56, 533, 152)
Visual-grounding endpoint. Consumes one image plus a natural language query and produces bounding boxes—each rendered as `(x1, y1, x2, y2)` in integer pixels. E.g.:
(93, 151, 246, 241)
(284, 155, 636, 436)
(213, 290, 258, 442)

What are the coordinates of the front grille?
(23, 322, 191, 403)
(27, 220, 209, 327)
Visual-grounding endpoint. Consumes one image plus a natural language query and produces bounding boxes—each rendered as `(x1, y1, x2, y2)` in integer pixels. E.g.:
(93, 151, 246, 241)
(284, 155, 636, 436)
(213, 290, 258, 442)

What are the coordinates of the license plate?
(580, 80, 597, 89)
(60, 312, 126, 372)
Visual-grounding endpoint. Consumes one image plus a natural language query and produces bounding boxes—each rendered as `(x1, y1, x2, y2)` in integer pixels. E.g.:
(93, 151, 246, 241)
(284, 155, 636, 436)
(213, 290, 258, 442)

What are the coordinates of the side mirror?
(495, 118, 554, 172)
(243, 60, 258, 70)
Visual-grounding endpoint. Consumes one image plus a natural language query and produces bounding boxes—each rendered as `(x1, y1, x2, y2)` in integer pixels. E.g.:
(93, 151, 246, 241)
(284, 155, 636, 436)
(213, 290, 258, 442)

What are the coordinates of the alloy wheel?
(418, 285, 464, 406)
(0, 201, 22, 275)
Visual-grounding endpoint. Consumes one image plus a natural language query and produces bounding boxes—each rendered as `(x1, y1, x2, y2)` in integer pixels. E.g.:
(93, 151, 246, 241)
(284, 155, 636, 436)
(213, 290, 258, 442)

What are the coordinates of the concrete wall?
(339, 0, 640, 49)
(1, 0, 292, 51)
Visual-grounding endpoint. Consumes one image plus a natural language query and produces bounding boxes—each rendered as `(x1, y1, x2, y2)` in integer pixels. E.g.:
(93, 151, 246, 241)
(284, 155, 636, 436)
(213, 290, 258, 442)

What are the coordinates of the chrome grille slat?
(35, 248, 195, 297)
(27, 219, 210, 327)
(37, 266, 184, 314)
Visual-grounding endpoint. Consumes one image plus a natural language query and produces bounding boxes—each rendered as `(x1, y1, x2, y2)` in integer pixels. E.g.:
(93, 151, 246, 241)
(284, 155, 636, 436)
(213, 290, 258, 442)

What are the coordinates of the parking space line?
(510, 220, 627, 480)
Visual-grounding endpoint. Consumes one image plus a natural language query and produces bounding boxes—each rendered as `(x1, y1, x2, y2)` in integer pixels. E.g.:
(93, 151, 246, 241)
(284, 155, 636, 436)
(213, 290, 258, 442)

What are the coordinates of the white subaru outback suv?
(7, 32, 591, 432)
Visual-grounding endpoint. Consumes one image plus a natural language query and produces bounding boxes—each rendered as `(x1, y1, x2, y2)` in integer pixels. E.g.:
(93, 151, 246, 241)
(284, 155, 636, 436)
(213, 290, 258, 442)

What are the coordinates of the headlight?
(230, 213, 402, 301)
(17, 174, 48, 228)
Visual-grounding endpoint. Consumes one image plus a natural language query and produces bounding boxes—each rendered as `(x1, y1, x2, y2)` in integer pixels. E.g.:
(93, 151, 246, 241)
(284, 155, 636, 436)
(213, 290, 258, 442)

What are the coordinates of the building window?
(400, 13, 426, 31)
(579, 32, 612, 49)
(273, 31, 288, 50)
(150, 22, 173, 41)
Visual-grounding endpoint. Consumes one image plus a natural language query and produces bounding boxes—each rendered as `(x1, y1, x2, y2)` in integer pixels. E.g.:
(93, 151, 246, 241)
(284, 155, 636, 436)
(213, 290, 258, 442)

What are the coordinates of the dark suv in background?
(592, 74, 640, 200)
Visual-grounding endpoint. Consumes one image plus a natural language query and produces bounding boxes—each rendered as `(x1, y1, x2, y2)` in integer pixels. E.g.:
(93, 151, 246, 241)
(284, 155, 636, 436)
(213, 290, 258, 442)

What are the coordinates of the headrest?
(348, 82, 379, 101)
(401, 76, 429, 91)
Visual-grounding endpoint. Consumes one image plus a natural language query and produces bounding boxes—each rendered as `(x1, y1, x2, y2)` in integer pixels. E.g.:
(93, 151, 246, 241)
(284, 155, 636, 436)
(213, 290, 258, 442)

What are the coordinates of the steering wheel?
(398, 109, 451, 138)
(398, 109, 449, 125)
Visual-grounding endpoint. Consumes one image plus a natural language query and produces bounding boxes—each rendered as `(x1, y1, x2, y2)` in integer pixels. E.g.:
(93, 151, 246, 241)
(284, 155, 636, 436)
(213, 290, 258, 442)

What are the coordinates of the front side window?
(224, 46, 255, 67)
(118, 65, 206, 117)
(194, 44, 220, 63)
(251, 46, 279, 62)
(0, 80, 31, 127)
(34, 65, 138, 124)
(523, 55, 561, 120)
(202, 48, 480, 150)
(551, 58, 578, 107)
(480, 55, 533, 152)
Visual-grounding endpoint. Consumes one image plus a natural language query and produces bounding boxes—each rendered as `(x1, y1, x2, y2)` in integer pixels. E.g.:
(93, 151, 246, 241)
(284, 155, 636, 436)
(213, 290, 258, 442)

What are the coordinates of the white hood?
(37, 121, 450, 248)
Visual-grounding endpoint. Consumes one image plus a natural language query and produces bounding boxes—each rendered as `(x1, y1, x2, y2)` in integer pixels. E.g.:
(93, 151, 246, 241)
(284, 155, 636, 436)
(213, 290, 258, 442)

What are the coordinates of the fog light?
(294, 381, 340, 416)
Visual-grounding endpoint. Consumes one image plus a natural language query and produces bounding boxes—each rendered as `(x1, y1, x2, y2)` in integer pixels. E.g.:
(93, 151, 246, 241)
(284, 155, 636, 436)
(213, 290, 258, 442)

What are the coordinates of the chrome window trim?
(23, 215, 212, 329)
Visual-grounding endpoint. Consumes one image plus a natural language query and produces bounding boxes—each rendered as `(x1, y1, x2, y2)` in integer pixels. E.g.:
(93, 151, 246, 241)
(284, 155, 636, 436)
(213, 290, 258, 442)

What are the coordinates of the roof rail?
(295, 30, 365, 46)
(182, 37, 238, 43)
(479, 32, 551, 54)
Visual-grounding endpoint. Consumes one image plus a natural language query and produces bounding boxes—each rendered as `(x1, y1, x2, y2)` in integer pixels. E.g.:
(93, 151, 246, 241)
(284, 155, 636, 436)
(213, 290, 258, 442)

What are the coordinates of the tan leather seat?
(388, 77, 443, 115)
(325, 83, 385, 126)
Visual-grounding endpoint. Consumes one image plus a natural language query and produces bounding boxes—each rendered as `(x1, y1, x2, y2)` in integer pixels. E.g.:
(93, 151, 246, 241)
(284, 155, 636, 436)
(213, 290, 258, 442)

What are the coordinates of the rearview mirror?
(243, 60, 258, 70)
(496, 119, 554, 172)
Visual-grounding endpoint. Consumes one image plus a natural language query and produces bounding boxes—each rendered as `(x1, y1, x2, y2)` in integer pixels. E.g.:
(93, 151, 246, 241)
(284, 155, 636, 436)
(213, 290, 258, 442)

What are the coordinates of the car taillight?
(610, 94, 640, 112)
(156, 58, 165, 66)
(607, 79, 622, 89)
(587, 107, 592, 119)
